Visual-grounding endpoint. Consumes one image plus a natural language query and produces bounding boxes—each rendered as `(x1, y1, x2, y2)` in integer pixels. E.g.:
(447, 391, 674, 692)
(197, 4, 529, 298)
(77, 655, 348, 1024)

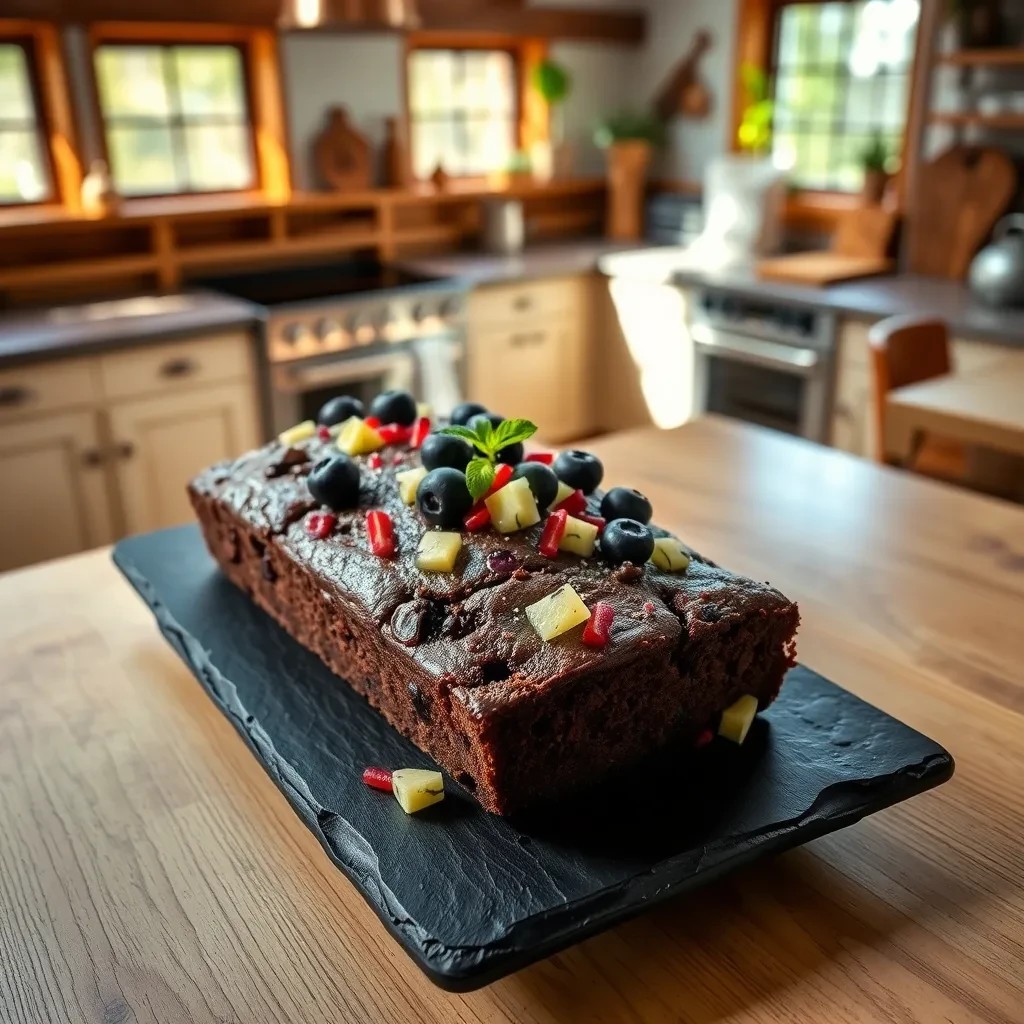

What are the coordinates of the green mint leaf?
(465, 458, 495, 501)
(436, 425, 479, 442)
(491, 418, 538, 452)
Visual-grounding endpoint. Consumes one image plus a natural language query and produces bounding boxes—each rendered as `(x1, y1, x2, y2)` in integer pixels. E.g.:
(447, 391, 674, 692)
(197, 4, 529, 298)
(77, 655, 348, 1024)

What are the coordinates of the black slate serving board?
(113, 525, 954, 991)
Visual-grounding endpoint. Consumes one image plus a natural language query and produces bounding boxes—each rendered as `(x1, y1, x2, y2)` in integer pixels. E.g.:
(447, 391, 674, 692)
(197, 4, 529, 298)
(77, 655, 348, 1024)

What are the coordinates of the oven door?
(269, 350, 417, 434)
(691, 327, 830, 441)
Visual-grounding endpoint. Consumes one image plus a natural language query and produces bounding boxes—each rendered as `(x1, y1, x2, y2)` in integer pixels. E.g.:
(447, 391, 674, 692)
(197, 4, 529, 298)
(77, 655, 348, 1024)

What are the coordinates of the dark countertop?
(0, 291, 263, 369)
(598, 247, 1024, 347)
(397, 239, 643, 287)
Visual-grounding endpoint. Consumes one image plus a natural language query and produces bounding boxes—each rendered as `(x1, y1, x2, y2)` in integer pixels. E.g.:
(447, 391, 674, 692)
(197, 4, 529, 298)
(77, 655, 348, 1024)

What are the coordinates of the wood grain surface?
(2, 417, 1024, 1024)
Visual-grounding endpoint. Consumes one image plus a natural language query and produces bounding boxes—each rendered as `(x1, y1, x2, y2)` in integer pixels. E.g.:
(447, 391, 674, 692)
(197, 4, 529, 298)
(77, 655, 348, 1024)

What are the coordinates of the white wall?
(281, 34, 404, 190)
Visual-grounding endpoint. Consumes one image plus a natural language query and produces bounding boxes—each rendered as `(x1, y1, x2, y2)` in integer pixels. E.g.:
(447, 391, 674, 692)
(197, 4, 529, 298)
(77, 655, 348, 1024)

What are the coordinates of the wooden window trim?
(404, 31, 548, 182)
(731, 0, 923, 226)
(86, 22, 290, 204)
(0, 19, 81, 212)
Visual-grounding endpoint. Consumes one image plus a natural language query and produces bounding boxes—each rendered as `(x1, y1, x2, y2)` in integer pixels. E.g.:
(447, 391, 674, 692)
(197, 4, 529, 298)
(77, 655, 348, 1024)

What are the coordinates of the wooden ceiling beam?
(416, 2, 646, 44)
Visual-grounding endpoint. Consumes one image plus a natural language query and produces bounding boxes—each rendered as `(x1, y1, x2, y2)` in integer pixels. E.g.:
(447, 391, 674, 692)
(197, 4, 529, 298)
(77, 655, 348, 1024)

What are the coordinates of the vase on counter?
(862, 168, 890, 206)
(604, 140, 652, 241)
(382, 116, 410, 188)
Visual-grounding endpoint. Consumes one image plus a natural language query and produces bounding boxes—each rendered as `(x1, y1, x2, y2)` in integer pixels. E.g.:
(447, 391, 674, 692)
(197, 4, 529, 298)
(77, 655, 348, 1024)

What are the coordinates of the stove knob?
(281, 322, 311, 347)
(347, 311, 375, 344)
(316, 316, 343, 343)
(412, 300, 431, 323)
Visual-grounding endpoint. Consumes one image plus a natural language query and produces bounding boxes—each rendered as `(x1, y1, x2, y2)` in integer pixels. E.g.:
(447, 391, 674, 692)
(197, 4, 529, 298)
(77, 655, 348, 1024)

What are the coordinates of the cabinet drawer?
(98, 332, 253, 401)
(469, 276, 587, 330)
(0, 358, 102, 421)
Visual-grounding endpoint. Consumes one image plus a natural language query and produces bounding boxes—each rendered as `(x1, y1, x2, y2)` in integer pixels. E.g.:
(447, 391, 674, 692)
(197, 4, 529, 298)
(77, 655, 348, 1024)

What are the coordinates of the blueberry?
(467, 412, 504, 434)
(600, 486, 653, 524)
(417, 467, 473, 528)
(512, 462, 558, 509)
(601, 518, 655, 566)
(317, 394, 364, 426)
(420, 432, 473, 472)
(307, 454, 361, 510)
(496, 441, 524, 465)
(553, 449, 604, 494)
(450, 401, 489, 426)
(369, 389, 417, 426)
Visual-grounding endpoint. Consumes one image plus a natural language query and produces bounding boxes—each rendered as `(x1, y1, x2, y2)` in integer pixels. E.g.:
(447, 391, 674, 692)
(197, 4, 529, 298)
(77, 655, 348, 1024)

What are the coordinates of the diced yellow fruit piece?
(416, 531, 462, 573)
(337, 416, 384, 456)
(718, 694, 759, 744)
(553, 479, 575, 508)
(416, 401, 433, 419)
(397, 466, 428, 505)
(485, 476, 540, 534)
(650, 537, 691, 573)
(392, 768, 445, 814)
(558, 515, 598, 557)
(526, 583, 590, 641)
(278, 419, 316, 446)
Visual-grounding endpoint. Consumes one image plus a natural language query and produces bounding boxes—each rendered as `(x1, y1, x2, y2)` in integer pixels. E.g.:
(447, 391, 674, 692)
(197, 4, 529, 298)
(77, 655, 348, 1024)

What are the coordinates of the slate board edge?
(112, 541, 955, 992)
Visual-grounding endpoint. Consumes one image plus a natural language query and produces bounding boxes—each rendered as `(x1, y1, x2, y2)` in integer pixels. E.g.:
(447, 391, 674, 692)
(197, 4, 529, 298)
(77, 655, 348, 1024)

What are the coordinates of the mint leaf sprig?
(438, 417, 537, 500)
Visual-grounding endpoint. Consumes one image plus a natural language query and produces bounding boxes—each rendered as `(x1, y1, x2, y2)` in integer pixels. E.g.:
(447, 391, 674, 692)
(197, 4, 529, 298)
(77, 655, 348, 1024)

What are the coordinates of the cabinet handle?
(0, 385, 34, 407)
(80, 448, 104, 467)
(115, 441, 135, 459)
(159, 357, 198, 379)
(510, 331, 545, 347)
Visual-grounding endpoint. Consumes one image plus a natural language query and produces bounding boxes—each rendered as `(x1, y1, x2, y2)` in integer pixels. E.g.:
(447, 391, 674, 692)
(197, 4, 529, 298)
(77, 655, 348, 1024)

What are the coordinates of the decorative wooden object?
(652, 30, 713, 122)
(861, 168, 889, 206)
(906, 146, 1017, 280)
(429, 162, 449, 191)
(832, 206, 897, 260)
(313, 106, 372, 192)
(382, 116, 410, 188)
(604, 141, 651, 241)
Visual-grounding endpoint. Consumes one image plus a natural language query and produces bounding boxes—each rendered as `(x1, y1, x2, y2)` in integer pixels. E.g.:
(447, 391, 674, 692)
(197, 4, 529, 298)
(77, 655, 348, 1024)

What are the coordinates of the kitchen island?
(2, 417, 1022, 1023)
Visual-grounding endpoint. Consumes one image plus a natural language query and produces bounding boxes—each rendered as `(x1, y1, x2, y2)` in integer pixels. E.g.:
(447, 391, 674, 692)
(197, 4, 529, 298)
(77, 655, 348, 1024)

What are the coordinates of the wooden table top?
(885, 357, 1024, 460)
(3, 416, 1024, 1024)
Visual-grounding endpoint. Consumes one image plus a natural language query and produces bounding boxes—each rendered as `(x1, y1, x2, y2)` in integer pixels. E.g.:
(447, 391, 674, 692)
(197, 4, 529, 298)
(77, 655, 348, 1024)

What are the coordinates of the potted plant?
(530, 58, 572, 181)
(860, 134, 894, 205)
(594, 111, 664, 240)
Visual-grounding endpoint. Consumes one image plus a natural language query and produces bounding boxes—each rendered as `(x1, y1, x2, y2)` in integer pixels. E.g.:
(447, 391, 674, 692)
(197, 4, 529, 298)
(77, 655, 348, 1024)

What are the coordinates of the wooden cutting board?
(756, 253, 894, 286)
(906, 146, 1017, 279)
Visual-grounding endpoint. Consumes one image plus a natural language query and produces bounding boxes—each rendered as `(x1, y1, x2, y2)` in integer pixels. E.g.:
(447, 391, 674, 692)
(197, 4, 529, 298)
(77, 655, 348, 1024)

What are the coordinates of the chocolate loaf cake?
(190, 400, 799, 815)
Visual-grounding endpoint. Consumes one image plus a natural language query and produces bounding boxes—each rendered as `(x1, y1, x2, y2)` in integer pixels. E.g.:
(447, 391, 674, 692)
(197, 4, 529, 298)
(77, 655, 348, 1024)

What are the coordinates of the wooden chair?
(868, 315, 968, 483)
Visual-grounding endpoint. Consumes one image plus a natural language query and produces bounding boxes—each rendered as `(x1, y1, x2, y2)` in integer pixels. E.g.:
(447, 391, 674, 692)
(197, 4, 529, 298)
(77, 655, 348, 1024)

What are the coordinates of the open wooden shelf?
(935, 48, 1024, 67)
(928, 111, 1024, 129)
(0, 254, 159, 290)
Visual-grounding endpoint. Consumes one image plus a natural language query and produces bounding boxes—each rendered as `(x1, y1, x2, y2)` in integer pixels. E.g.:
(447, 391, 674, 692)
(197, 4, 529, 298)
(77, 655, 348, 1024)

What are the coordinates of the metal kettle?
(969, 214, 1024, 308)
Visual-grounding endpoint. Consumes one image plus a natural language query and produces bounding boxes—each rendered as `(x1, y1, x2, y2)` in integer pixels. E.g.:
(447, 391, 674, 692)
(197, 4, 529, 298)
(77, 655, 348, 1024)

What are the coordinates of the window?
(0, 42, 50, 204)
(771, 0, 919, 192)
(408, 48, 517, 179)
(94, 43, 256, 197)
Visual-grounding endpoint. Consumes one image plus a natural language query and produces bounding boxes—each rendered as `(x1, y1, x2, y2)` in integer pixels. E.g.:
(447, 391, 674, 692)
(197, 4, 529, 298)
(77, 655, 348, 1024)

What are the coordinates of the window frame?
(87, 24, 264, 201)
(404, 32, 546, 183)
(731, 0, 925, 221)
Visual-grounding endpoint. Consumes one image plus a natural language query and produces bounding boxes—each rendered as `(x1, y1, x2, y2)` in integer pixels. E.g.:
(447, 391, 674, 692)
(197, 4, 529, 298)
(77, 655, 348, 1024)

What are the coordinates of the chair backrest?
(868, 315, 951, 462)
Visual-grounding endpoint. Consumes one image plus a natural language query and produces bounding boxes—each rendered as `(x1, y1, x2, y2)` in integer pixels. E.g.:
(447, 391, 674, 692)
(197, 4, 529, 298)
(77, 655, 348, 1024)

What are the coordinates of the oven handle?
(271, 352, 414, 393)
(691, 325, 821, 377)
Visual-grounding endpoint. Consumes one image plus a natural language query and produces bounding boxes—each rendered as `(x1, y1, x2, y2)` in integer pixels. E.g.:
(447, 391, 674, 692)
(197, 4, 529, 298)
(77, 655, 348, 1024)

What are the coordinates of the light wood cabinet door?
(0, 411, 116, 573)
(107, 382, 260, 535)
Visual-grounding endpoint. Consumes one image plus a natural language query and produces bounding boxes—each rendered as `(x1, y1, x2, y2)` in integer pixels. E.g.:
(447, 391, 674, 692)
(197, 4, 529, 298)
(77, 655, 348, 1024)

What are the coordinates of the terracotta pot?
(862, 168, 890, 206)
(605, 140, 652, 241)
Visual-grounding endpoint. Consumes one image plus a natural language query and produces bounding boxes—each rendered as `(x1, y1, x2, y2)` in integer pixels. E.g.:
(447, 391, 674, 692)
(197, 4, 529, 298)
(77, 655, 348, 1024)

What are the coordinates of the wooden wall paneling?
(249, 28, 292, 203)
(899, 0, 940, 223)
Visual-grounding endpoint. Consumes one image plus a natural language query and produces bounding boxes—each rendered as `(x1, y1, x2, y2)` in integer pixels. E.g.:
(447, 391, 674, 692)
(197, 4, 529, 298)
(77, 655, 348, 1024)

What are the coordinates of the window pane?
(96, 46, 171, 117)
(107, 125, 180, 195)
(0, 129, 48, 203)
(0, 44, 33, 119)
(412, 119, 454, 179)
(464, 115, 514, 175)
(463, 51, 514, 115)
(183, 123, 253, 190)
(173, 46, 247, 117)
(409, 51, 454, 115)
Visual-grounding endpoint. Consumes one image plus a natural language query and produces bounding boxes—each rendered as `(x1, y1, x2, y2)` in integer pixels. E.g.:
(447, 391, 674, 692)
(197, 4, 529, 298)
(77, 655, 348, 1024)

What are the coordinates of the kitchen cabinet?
(0, 330, 260, 572)
(466, 276, 594, 442)
(830, 318, 1018, 460)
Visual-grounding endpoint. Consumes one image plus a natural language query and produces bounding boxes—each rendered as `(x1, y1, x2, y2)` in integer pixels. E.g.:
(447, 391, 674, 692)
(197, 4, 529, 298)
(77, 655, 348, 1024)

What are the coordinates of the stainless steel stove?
(197, 259, 468, 434)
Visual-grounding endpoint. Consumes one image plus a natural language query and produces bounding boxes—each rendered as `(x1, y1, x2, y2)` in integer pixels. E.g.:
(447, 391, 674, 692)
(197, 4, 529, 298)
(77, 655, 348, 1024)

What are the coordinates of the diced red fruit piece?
(362, 766, 393, 792)
(367, 452, 383, 470)
(364, 415, 381, 428)
(526, 451, 554, 465)
(463, 503, 491, 531)
(409, 416, 431, 449)
(305, 511, 336, 539)
(575, 512, 606, 533)
(695, 728, 714, 749)
(316, 425, 332, 441)
(555, 488, 587, 516)
(367, 510, 397, 558)
(377, 422, 412, 444)
(488, 462, 514, 495)
(538, 508, 568, 559)
(582, 601, 615, 647)
(392, 453, 404, 465)
(643, 601, 656, 615)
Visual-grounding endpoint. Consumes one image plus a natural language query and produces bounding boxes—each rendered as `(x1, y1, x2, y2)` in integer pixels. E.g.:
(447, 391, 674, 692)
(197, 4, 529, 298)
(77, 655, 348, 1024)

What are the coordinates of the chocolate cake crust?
(190, 432, 799, 814)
